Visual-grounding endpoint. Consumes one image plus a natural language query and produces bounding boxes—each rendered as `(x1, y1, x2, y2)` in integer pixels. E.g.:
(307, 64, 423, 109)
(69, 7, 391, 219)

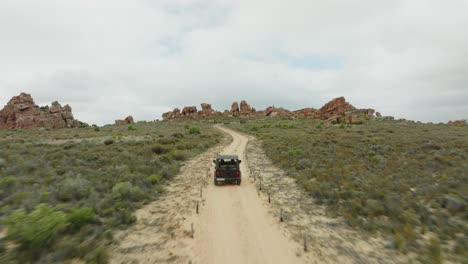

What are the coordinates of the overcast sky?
(1, 0, 467, 125)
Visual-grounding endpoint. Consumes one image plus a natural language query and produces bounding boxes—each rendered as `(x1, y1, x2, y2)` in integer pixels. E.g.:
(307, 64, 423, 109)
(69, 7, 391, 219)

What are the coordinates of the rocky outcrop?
(162, 108, 181, 120)
(200, 103, 213, 114)
(318, 97, 355, 118)
(448, 120, 467, 126)
(358, 108, 375, 116)
(125, 116, 134, 124)
(293, 108, 318, 117)
(182, 106, 197, 116)
(263, 106, 292, 117)
(231, 102, 240, 116)
(161, 97, 379, 124)
(0, 93, 84, 129)
(239, 100, 255, 115)
(115, 115, 134, 126)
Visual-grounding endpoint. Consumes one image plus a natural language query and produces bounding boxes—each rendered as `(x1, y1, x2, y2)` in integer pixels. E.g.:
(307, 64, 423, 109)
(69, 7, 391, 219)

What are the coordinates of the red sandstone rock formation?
(162, 108, 181, 120)
(199, 103, 215, 117)
(293, 108, 318, 117)
(318, 97, 355, 118)
(182, 106, 197, 116)
(160, 96, 379, 123)
(263, 106, 291, 117)
(239, 100, 255, 115)
(448, 120, 467, 126)
(231, 102, 240, 116)
(0, 93, 83, 129)
(357, 108, 375, 116)
(115, 115, 134, 125)
(125, 116, 134, 124)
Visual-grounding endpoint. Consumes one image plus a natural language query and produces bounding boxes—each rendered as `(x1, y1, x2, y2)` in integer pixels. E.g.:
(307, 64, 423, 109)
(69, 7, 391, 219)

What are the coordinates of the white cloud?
(1, 0, 467, 124)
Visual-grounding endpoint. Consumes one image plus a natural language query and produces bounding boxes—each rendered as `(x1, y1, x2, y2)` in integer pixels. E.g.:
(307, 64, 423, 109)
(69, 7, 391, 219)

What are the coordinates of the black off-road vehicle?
(213, 154, 242, 185)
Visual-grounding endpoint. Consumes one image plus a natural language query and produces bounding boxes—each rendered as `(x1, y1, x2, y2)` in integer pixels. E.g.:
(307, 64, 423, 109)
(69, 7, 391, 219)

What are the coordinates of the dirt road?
(110, 126, 304, 263)
(190, 126, 304, 264)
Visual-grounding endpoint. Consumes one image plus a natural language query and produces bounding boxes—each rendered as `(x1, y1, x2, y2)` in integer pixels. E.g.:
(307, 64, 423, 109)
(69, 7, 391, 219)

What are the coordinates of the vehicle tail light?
(216, 170, 220, 176)
(235, 171, 240, 176)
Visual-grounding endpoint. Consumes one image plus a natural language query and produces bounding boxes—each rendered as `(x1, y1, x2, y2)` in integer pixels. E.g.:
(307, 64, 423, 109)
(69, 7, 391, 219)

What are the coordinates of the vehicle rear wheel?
(237, 180, 241, 185)
(214, 179, 218, 186)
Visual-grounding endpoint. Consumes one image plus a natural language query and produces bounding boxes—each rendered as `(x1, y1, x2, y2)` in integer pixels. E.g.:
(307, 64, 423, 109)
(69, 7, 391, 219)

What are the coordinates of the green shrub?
(68, 207, 96, 230)
(128, 125, 136, 131)
(171, 132, 185, 138)
(86, 245, 109, 264)
(169, 151, 186, 161)
(0, 176, 17, 189)
(151, 144, 170, 154)
(3, 204, 67, 258)
(57, 177, 92, 201)
(147, 174, 162, 184)
(188, 126, 201, 134)
(111, 182, 144, 201)
(104, 138, 114, 145)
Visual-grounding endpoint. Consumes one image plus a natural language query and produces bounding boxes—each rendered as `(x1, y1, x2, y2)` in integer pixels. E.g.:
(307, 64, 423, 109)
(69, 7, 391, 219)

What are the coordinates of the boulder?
(125, 116, 134, 124)
(115, 115, 134, 126)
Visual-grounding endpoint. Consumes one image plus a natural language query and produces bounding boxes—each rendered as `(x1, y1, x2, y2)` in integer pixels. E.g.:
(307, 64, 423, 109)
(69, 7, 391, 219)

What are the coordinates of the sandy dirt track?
(191, 126, 304, 264)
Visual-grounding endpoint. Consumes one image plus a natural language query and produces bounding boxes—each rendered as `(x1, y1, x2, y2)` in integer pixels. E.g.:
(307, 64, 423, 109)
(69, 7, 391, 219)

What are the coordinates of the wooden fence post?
(303, 234, 308, 252)
(191, 223, 194, 238)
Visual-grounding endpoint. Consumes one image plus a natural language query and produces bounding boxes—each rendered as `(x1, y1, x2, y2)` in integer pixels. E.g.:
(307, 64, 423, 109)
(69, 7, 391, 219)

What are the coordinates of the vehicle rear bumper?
(215, 177, 240, 183)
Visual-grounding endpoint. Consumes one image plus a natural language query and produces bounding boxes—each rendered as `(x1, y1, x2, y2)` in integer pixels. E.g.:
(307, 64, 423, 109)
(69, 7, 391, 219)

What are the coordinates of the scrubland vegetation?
(0, 122, 221, 263)
(227, 117, 467, 263)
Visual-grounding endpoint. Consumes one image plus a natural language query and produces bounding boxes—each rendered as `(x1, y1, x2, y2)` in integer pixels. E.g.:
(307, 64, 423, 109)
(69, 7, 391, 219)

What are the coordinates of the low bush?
(68, 207, 96, 231)
(151, 144, 170, 154)
(57, 176, 92, 201)
(112, 182, 144, 202)
(3, 204, 68, 259)
(147, 174, 162, 184)
(103, 138, 114, 145)
(187, 126, 201, 134)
